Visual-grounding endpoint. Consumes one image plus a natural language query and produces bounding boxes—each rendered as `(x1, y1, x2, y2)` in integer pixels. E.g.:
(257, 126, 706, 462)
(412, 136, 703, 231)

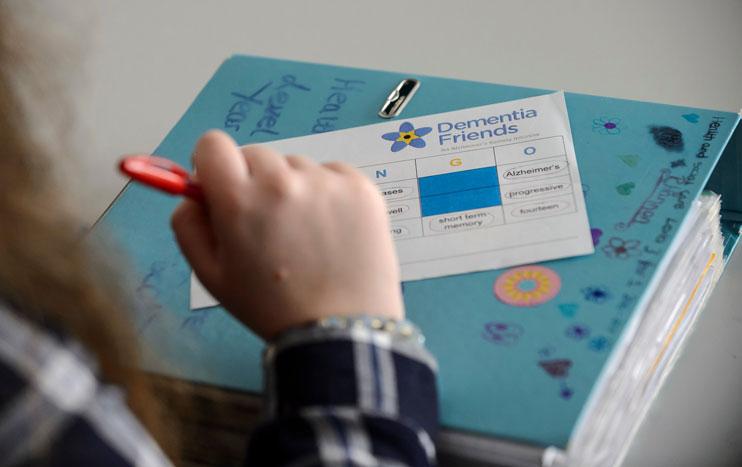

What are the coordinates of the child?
(0, 4, 437, 465)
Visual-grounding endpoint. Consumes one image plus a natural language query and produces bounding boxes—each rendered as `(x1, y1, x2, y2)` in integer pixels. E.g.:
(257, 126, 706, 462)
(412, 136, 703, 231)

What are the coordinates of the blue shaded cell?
(420, 186, 501, 217)
(418, 166, 499, 197)
(418, 166, 501, 217)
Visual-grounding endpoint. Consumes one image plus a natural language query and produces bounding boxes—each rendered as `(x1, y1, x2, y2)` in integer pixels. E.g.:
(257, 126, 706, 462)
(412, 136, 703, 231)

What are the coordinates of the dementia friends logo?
(381, 122, 432, 152)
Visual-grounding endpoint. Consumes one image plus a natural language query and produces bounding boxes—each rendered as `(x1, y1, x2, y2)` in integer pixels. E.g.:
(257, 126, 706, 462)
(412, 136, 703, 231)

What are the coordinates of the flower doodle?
(602, 237, 640, 259)
(588, 336, 610, 352)
(382, 122, 432, 152)
(559, 383, 574, 400)
(581, 286, 611, 304)
(592, 117, 623, 135)
(565, 324, 591, 340)
(494, 265, 561, 307)
(482, 322, 524, 346)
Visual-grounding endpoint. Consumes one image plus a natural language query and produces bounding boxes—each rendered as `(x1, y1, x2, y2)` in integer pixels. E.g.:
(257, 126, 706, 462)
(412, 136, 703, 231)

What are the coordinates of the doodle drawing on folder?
(191, 92, 594, 309)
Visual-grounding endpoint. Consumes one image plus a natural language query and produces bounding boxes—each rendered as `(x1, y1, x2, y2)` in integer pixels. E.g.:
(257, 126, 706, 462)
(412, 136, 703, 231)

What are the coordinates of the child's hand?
(171, 131, 404, 340)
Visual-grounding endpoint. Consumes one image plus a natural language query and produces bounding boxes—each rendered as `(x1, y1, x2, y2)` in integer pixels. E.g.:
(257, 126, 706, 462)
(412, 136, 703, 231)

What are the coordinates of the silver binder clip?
(378, 78, 420, 119)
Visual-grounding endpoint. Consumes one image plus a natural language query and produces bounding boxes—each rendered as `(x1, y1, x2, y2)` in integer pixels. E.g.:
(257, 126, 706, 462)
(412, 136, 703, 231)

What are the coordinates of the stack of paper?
(566, 193, 724, 467)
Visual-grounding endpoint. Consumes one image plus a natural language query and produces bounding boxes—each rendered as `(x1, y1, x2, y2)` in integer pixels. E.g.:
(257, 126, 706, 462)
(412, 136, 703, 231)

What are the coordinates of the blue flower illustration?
(592, 117, 623, 135)
(565, 324, 591, 340)
(588, 336, 610, 352)
(581, 285, 612, 304)
(382, 122, 432, 152)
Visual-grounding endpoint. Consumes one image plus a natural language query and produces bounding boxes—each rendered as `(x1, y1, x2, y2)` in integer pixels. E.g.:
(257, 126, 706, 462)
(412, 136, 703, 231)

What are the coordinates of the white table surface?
(71, 1, 742, 465)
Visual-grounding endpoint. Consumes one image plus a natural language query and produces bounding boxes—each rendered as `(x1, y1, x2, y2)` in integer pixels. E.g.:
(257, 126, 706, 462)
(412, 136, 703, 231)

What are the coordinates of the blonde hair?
(0, 1, 175, 458)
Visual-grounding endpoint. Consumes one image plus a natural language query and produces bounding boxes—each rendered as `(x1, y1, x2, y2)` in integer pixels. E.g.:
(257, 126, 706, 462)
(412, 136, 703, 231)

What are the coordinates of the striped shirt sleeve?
(246, 322, 439, 466)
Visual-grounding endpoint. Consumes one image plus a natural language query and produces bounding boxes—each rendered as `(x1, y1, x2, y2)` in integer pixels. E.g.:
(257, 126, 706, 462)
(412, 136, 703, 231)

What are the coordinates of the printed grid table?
(358, 136, 577, 241)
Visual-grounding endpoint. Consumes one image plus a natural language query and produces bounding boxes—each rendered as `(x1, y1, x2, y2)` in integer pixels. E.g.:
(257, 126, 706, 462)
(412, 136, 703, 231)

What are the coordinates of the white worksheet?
(191, 92, 593, 309)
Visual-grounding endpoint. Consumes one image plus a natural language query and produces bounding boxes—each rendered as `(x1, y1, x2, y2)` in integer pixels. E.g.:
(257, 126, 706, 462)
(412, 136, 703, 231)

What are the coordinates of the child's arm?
(245, 317, 438, 466)
(171, 131, 438, 465)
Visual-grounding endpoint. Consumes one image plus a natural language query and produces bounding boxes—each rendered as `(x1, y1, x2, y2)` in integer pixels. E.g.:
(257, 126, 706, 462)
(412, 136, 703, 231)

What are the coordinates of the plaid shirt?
(0, 304, 438, 466)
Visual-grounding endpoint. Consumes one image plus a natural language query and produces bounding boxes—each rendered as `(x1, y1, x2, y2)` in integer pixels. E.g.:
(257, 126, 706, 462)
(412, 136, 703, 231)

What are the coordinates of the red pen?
(119, 155, 204, 202)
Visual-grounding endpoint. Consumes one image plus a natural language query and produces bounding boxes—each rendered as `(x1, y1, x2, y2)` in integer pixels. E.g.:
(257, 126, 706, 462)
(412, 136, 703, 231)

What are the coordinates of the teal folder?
(96, 56, 741, 455)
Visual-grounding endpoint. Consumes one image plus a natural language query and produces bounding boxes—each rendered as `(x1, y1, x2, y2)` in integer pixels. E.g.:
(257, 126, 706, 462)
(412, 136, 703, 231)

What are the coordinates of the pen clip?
(378, 79, 420, 119)
(119, 155, 203, 200)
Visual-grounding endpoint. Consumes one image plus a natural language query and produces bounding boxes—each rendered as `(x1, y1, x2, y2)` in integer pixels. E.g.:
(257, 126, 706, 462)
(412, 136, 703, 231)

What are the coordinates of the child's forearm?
(246, 317, 438, 466)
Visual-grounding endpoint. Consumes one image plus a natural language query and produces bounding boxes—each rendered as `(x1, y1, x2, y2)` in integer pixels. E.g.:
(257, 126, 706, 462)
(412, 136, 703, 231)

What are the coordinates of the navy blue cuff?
(263, 325, 439, 438)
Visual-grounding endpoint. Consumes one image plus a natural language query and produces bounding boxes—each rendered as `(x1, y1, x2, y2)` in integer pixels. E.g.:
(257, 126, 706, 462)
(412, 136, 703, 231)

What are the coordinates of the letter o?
(524, 146, 536, 156)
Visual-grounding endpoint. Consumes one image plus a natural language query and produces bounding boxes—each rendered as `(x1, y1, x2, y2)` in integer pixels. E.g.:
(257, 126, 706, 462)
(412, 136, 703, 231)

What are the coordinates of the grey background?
(73, 1, 742, 465)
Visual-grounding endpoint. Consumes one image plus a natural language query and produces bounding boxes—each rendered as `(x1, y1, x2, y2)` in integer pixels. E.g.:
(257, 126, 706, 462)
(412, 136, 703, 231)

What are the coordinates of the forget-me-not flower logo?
(381, 122, 432, 152)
